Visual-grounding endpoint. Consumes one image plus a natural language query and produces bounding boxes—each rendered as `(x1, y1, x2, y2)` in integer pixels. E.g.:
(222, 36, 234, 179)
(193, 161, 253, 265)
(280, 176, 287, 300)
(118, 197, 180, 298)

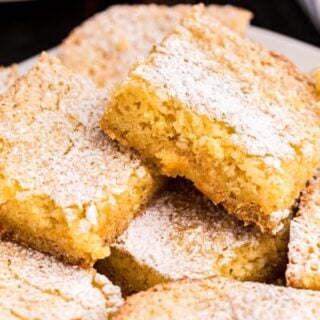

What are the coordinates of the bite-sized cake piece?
(286, 170, 320, 290)
(0, 53, 162, 266)
(0, 240, 123, 320)
(59, 4, 252, 87)
(102, 6, 320, 234)
(98, 179, 288, 295)
(0, 65, 18, 94)
(111, 276, 320, 320)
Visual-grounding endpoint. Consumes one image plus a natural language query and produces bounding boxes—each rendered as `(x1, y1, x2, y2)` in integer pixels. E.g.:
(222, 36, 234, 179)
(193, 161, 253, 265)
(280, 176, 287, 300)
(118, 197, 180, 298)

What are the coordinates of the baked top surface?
(130, 6, 320, 161)
(0, 54, 149, 209)
(113, 179, 284, 280)
(102, 5, 320, 234)
(111, 276, 320, 320)
(59, 4, 252, 87)
(0, 240, 123, 319)
(286, 170, 320, 289)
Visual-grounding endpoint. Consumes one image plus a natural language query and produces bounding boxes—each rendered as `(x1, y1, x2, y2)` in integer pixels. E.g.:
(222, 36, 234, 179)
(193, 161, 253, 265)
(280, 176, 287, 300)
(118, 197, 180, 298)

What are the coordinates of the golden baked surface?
(111, 276, 320, 320)
(0, 53, 161, 266)
(0, 240, 123, 320)
(0, 65, 18, 94)
(102, 6, 320, 234)
(286, 170, 320, 290)
(99, 179, 288, 294)
(59, 4, 252, 87)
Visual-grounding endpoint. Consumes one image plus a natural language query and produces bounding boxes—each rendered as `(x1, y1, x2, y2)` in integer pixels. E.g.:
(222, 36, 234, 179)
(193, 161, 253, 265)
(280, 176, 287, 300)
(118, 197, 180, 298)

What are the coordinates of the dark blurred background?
(0, 0, 319, 65)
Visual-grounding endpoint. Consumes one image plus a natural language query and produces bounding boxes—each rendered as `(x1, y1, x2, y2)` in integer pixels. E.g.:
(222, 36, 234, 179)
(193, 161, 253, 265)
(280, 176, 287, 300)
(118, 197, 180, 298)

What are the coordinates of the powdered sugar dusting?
(114, 180, 270, 280)
(0, 240, 123, 319)
(0, 54, 147, 208)
(116, 277, 320, 319)
(59, 4, 251, 87)
(132, 12, 319, 159)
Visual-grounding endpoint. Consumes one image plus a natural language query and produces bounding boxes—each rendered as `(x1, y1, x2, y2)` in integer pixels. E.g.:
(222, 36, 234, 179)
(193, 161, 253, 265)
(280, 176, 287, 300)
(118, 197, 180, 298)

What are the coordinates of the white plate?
(18, 26, 320, 74)
(248, 26, 320, 73)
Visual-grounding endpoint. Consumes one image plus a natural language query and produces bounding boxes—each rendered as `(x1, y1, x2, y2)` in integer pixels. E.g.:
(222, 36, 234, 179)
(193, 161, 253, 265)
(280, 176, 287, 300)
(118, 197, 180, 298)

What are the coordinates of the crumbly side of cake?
(0, 65, 18, 94)
(102, 5, 320, 234)
(0, 53, 162, 266)
(286, 170, 320, 290)
(0, 240, 123, 320)
(59, 4, 252, 87)
(98, 179, 289, 295)
(111, 276, 320, 320)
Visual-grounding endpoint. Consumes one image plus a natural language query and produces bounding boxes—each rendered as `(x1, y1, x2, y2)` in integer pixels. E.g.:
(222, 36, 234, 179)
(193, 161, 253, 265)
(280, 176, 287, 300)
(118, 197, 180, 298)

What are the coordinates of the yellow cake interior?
(0, 168, 160, 266)
(103, 79, 306, 233)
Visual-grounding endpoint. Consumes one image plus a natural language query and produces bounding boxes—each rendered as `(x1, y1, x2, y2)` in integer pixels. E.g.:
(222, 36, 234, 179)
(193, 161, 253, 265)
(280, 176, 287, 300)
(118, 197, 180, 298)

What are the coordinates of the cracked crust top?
(286, 170, 320, 290)
(59, 4, 252, 87)
(0, 53, 150, 209)
(0, 240, 123, 320)
(111, 276, 320, 320)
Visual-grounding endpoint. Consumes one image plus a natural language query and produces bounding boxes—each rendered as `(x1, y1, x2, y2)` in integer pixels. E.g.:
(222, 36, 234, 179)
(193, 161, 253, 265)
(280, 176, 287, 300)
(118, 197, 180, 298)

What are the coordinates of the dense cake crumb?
(103, 5, 320, 234)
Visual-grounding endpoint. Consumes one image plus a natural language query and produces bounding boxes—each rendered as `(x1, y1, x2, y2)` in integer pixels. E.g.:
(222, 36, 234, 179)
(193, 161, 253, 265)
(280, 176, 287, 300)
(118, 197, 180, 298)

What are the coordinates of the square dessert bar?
(0, 240, 122, 319)
(98, 179, 288, 295)
(59, 4, 252, 87)
(286, 170, 320, 290)
(0, 54, 162, 266)
(102, 6, 320, 234)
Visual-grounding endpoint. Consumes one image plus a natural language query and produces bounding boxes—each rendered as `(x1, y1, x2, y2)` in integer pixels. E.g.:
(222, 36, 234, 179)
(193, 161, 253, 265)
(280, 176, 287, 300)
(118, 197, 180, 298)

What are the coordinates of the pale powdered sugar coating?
(286, 170, 320, 289)
(0, 65, 18, 94)
(59, 4, 252, 87)
(0, 54, 147, 208)
(132, 10, 319, 159)
(0, 240, 123, 319)
(113, 277, 320, 320)
(114, 180, 276, 280)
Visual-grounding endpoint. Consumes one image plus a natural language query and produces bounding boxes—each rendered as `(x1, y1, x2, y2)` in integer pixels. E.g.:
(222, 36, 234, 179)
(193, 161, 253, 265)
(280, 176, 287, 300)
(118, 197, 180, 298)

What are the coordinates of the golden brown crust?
(111, 276, 320, 320)
(59, 4, 252, 88)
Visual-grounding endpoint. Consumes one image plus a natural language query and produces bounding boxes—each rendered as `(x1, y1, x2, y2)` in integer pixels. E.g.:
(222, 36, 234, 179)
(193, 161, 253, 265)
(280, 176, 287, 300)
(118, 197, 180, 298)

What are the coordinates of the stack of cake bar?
(0, 4, 320, 320)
